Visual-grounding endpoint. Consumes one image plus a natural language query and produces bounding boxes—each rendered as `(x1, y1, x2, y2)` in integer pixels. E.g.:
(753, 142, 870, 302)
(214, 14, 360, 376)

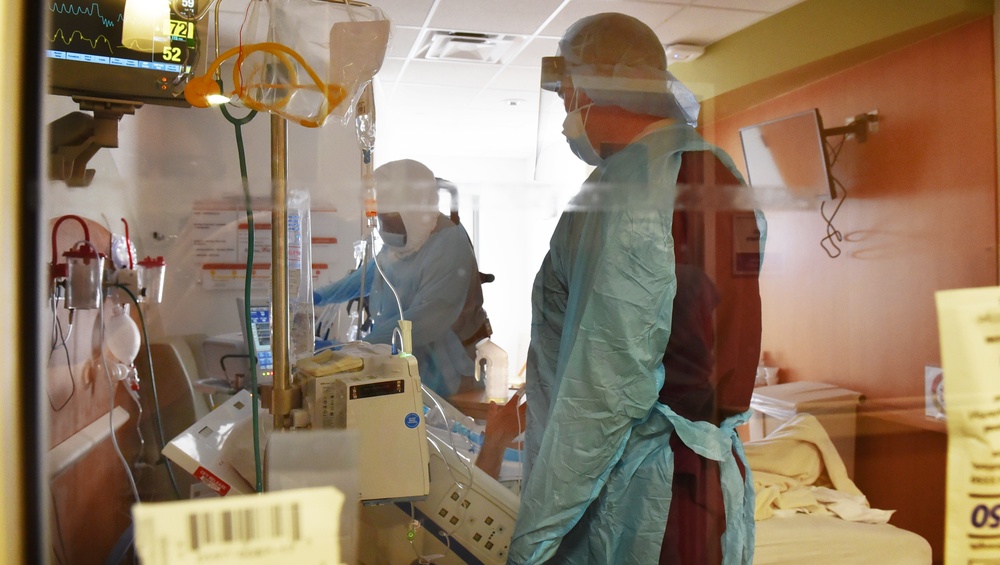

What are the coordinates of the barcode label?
(188, 503, 301, 549)
(134, 487, 344, 565)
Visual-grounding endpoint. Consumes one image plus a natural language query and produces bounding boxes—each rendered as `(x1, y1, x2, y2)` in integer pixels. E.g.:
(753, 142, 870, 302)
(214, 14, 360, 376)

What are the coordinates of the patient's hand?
(474, 390, 526, 479)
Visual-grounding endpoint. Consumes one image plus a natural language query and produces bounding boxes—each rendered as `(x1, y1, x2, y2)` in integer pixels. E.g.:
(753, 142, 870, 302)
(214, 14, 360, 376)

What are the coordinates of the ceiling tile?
(508, 37, 561, 66)
(486, 65, 543, 93)
(429, 0, 567, 35)
(386, 26, 422, 59)
(344, 0, 819, 170)
(381, 83, 482, 113)
(693, 0, 805, 13)
(371, 0, 437, 27)
(397, 59, 504, 89)
(475, 88, 541, 114)
(540, 0, 686, 39)
(655, 5, 770, 45)
(375, 58, 406, 83)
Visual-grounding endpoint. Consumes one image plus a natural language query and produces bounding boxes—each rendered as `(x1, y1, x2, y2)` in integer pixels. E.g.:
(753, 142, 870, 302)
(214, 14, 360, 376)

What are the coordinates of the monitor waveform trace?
(49, 28, 116, 54)
(50, 1, 123, 28)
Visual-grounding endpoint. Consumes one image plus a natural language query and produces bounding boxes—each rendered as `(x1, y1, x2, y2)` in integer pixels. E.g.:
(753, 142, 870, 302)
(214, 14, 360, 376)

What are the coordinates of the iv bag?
(185, 0, 389, 127)
(287, 191, 315, 364)
(268, 0, 391, 124)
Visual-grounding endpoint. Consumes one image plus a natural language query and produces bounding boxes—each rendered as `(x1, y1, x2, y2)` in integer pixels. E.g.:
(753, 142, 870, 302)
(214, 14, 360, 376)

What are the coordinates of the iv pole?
(270, 114, 293, 428)
(264, 0, 378, 428)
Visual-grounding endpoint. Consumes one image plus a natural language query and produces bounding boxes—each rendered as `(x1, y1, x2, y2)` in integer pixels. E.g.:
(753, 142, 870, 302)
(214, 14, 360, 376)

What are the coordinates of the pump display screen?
(46, 0, 206, 106)
(350, 380, 405, 400)
(248, 305, 273, 378)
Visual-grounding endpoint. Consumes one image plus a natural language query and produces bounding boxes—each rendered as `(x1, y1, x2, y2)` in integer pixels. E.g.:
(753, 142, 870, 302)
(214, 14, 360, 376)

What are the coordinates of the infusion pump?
(298, 342, 430, 504)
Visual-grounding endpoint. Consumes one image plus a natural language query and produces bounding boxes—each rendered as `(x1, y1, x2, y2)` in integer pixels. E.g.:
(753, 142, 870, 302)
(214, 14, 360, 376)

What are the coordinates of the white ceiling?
(217, 0, 807, 176)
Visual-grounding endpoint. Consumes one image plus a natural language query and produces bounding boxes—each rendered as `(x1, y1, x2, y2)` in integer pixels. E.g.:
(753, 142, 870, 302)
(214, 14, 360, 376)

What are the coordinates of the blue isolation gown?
(509, 122, 760, 564)
(314, 216, 488, 397)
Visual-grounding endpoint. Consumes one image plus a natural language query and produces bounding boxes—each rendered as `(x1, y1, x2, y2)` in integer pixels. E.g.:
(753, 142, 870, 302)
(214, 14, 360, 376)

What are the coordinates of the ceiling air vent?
(420, 31, 516, 64)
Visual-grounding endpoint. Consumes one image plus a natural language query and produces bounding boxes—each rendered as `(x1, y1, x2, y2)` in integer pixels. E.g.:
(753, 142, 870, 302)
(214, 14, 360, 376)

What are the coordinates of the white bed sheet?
(754, 514, 931, 565)
(746, 413, 932, 564)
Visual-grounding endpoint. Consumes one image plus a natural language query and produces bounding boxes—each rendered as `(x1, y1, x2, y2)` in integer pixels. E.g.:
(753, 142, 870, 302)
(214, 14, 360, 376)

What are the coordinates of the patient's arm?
(475, 391, 526, 479)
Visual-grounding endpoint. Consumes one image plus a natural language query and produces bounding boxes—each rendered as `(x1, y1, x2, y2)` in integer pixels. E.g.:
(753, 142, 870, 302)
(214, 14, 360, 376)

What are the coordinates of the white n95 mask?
(562, 105, 602, 166)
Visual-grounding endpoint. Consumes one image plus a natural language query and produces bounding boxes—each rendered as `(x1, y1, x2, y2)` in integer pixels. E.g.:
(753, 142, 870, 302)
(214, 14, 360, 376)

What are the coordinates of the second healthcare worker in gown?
(313, 159, 492, 398)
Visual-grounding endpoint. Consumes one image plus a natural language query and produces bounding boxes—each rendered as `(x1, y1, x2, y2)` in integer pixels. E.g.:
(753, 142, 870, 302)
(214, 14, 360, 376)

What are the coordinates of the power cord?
(47, 294, 76, 412)
(821, 135, 848, 258)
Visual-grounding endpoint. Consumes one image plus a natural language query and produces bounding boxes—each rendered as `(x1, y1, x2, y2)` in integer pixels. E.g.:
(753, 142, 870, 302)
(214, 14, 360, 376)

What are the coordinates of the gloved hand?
(474, 387, 526, 479)
(313, 291, 323, 305)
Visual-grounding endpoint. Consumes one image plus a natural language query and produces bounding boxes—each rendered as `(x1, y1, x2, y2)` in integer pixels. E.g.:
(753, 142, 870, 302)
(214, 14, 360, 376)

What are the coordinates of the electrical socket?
(866, 109, 879, 133)
(843, 109, 879, 141)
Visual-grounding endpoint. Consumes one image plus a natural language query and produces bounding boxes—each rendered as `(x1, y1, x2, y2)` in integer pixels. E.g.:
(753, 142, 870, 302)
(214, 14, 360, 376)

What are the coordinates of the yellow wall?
(670, 0, 993, 121)
(1, 1, 25, 563)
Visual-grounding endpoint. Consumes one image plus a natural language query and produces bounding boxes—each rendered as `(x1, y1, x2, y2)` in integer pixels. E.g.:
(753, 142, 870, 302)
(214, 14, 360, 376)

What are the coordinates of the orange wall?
(704, 17, 998, 400)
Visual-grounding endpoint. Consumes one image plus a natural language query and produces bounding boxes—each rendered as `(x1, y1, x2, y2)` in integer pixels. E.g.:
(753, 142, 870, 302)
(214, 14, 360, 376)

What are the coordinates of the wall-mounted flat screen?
(739, 108, 835, 200)
(46, 0, 206, 107)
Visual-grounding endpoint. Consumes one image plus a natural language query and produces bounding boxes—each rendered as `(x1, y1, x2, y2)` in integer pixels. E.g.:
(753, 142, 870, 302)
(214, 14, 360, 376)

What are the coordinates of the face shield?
(373, 160, 440, 256)
(534, 56, 596, 183)
(543, 54, 701, 124)
(376, 212, 407, 248)
(534, 53, 703, 181)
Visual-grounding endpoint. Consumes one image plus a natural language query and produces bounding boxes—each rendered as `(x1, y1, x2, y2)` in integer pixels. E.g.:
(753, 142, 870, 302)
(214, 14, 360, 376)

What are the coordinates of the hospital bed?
(755, 514, 930, 565)
(161, 361, 930, 564)
(362, 397, 932, 565)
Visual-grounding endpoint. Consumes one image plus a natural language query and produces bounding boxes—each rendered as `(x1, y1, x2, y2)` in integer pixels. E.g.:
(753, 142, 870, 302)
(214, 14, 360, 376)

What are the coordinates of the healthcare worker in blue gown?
(507, 13, 765, 565)
(313, 159, 492, 397)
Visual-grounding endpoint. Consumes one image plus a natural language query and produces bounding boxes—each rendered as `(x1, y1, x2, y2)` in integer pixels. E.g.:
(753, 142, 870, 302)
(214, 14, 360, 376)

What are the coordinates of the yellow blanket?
(744, 413, 892, 523)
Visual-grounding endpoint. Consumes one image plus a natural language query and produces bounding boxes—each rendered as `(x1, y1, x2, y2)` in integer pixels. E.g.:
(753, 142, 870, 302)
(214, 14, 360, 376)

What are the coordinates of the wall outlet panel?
(394, 428, 520, 564)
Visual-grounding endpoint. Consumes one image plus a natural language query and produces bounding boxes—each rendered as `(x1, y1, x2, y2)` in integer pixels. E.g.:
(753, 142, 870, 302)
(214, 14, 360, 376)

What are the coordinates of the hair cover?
(558, 12, 700, 125)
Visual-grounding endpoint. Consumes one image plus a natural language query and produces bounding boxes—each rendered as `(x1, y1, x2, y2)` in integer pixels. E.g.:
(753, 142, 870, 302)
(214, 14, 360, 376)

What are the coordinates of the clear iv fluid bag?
(287, 192, 314, 364)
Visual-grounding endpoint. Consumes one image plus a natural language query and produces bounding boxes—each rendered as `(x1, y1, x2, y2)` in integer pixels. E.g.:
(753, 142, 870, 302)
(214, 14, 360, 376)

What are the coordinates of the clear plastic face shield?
(535, 56, 596, 183)
(372, 160, 441, 255)
(534, 54, 705, 183)
(535, 52, 797, 215)
(376, 212, 407, 248)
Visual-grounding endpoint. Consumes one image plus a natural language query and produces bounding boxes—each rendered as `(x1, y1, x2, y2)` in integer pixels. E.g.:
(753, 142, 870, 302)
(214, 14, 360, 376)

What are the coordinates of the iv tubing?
(50, 215, 90, 270)
(220, 99, 264, 493)
(116, 284, 183, 499)
(369, 230, 404, 323)
(120, 218, 133, 269)
(355, 84, 376, 339)
(98, 295, 140, 504)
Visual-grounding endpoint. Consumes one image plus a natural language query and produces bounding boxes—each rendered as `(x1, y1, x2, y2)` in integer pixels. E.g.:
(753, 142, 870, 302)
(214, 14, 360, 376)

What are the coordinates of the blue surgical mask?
(562, 104, 602, 166)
